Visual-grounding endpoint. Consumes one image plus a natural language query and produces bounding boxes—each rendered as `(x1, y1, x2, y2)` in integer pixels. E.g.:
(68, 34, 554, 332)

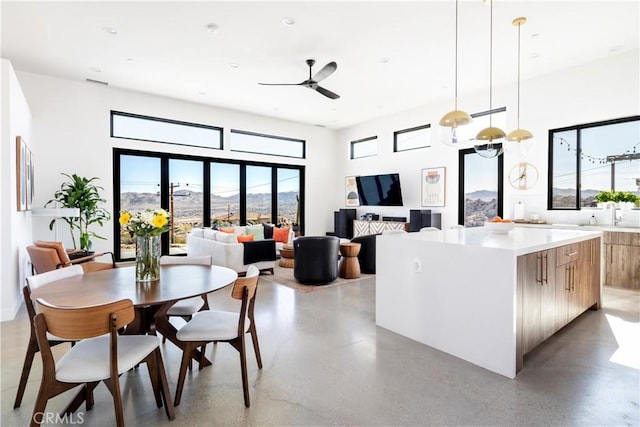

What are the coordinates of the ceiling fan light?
(476, 126, 506, 142)
(439, 109, 472, 128)
(506, 128, 533, 142)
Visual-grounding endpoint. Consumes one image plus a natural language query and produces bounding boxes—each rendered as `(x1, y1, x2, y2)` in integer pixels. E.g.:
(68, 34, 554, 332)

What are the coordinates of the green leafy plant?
(594, 191, 615, 204)
(615, 191, 639, 204)
(46, 173, 111, 251)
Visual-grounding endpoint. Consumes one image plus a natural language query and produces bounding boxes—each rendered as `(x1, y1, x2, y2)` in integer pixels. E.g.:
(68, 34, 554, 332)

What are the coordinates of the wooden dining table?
(31, 264, 238, 362)
(30, 264, 238, 415)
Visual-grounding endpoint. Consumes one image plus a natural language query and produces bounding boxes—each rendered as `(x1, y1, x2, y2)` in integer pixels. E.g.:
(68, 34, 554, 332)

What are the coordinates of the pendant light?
(506, 17, 534, 155)
(439, 0, 473, 146)
(475, 0, 505, 158)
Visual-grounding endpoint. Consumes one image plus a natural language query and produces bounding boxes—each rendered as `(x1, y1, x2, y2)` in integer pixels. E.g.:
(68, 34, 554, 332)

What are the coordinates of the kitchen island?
(376, 226, 602, 378)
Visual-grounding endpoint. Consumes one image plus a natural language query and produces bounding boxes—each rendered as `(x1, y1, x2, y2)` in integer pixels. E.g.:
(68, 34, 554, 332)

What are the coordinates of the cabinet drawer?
(556, 243, 580, 266)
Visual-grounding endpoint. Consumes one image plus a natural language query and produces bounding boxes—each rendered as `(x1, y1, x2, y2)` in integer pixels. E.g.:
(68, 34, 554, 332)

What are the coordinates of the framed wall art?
(345, 176, 360, 207)
(16, 136, 32, 211)
(422, 167, 445, 207)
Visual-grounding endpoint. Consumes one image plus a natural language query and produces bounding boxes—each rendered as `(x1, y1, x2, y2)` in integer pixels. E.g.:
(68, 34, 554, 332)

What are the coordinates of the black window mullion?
(203, 161, 211, 227)
(239, 164, 247, 226)
(112, 149, 122, 259)
(271, 167, 278, 224)
(160, 156, 170, 255)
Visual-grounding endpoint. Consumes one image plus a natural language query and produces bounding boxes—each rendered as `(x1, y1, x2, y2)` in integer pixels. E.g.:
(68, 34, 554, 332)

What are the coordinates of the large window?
(113, 149, 304, 261)
(549, 116, 640, 209)
(458, 146, 504, 227)
(111, 111, 222, 149)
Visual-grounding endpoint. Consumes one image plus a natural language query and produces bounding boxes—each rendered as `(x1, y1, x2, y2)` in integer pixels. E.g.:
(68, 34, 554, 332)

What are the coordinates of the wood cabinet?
(353, 220, 409, 237)
(518, 237, 600, 357)
(518, 249, 554, 355)
(603, 231, 640, 289)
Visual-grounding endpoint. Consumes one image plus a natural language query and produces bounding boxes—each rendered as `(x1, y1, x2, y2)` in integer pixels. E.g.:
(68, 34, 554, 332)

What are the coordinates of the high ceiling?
(2, 1, 638, 130)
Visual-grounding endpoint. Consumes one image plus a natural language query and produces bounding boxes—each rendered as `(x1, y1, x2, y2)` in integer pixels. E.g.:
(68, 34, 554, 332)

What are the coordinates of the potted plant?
(46, 173, 111, 252)
(594, 191, 615, 208)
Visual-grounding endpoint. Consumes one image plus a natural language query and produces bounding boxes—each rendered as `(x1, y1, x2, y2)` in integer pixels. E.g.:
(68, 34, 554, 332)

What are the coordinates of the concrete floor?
(2, 276, 639, 426)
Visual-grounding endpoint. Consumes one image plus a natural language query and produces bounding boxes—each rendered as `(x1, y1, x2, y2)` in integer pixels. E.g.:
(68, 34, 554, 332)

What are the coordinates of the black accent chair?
(293, 236, 340, 284)
(350, 233, 378, 274)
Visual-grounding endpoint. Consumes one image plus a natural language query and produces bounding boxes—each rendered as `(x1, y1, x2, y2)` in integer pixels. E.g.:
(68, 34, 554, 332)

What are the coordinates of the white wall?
(336, 49, 640, 229)
(14, 70, 340, 248)
(1, 59, 33, 321)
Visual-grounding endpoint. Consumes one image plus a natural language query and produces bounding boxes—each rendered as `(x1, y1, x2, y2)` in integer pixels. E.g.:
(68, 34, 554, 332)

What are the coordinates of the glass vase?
(135, 235, 160, 282)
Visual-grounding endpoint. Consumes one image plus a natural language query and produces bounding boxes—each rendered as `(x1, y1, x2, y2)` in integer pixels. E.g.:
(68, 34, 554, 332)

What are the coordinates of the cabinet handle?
(565, 266, 571, 291)
(571, 266, 575, 291)
(565, 251, 578, 257)
(610, 246, 613, 264)
(543, 253, 548, 284)
(590, 241, 594, 265)
(536, 253, 542, 284)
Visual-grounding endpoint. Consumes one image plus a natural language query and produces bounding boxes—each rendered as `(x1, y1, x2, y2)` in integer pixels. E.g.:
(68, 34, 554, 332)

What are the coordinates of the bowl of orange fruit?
(484, 216, 514, 234)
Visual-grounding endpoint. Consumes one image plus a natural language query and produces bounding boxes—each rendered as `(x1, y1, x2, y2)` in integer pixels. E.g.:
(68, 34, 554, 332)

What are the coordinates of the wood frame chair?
(173, 264, 262, 407)
(31, 298, 175, 427)
(13, 265, 85, 409)
(27, 240, 115, 274)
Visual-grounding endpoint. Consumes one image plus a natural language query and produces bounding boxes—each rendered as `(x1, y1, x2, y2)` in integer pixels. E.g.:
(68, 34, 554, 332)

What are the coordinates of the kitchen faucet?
(606, 202, 620, 226)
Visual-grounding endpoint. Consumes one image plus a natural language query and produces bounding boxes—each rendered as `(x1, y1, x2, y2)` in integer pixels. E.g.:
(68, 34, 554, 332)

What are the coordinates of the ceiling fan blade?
(258, 82, 302, 86)
(312, 62, 337, 83)
(315, 85, 340, 99)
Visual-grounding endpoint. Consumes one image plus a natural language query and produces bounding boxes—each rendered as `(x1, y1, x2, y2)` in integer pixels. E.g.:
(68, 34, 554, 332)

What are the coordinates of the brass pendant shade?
(475, 0, 504, 158)
(439, 0, 473, 146)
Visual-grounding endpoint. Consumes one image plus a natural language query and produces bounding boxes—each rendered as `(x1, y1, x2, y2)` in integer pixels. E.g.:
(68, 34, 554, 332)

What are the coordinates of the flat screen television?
(355, 173, 404, 206)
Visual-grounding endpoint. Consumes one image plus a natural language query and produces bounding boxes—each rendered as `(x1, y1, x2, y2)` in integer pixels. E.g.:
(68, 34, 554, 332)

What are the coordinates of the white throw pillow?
(233, 226, 246, 235)
(203, 229, 217, 240)
(216, 232, 238, 244)
(190, 228, 204, 238)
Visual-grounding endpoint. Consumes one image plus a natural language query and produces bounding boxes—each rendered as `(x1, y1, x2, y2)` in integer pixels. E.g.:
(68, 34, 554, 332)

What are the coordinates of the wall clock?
(509, 162, 539, 190)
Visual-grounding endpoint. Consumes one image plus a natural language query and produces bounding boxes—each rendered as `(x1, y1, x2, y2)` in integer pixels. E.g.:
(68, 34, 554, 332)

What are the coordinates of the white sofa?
(187, 226, 294, 275)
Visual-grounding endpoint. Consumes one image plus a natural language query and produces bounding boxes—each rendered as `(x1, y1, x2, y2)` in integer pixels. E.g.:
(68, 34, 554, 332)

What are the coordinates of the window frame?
(547, 115, 640, 210)
(458, 146, 504, 226)
(113, 148, 305, 261)
(230, 129, 306, 159)
(110, 110, 223, 150)
(393, 124, 431, 152)
(350, 136, 378, 160)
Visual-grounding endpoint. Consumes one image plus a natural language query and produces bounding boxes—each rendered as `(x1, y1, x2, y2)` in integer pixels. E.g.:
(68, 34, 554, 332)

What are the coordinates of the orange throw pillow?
(273, 227, 290, 243)
(237, 234, 255, 243)
(219, 227, 235, 234)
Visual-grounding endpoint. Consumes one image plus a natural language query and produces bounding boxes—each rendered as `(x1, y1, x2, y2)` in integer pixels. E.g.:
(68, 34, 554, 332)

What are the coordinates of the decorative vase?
(135, 235, 160, 282)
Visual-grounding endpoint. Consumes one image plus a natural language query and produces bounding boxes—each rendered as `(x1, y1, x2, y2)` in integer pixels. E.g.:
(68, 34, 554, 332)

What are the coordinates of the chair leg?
(145, 353, 162, 408)
(249, 325, 263, 369)
(103, 377, 125, 427)
(14, 336, 38, 409)
(153, 349, 175, 420)
(174, 342, 195, 407)
(29, 386, 50, 427)
(238, 339, 250, 408)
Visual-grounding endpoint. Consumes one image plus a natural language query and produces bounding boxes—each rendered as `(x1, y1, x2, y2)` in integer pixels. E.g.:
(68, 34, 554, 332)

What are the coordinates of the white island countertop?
(402, 226, 603, 256)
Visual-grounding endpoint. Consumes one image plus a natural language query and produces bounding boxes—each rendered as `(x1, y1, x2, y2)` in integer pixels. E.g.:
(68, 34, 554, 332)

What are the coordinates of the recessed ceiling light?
(229, 63, 239, 68)
(89, 66, 101, 73)
(199, 91, 206, 95)
(531, 33, 540, 38)
(126, 58, 135, 63)
(206, 23, 219, 33)
(380, 57, 390, 64)
(102, 26, 118, 35)
(282, 17, 295, 26)
(530, 52, 540, 59)
(609, 45, 622, 53)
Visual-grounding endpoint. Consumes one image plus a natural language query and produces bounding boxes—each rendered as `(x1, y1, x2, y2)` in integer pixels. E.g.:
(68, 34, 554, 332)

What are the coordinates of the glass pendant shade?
(474, 142, 504, 158)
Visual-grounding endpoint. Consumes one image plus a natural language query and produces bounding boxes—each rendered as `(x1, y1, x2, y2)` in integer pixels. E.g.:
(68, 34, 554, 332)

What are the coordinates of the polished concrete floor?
(2, 276, 639, 426)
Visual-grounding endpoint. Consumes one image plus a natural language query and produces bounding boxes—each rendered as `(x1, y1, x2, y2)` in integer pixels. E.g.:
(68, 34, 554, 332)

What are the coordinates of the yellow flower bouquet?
(119, 208, 170, 281)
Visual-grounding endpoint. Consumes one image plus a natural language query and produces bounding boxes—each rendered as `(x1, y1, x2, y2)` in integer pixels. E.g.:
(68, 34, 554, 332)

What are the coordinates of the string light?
(555, 137, 640, 164)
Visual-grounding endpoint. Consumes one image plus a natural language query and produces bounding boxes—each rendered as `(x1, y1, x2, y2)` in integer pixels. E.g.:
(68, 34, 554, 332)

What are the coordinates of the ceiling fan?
(258, 59, 340, 99)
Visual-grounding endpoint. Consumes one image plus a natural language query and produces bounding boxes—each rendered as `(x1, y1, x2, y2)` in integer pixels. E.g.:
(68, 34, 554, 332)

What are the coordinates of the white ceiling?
(2, 1, 638, 130)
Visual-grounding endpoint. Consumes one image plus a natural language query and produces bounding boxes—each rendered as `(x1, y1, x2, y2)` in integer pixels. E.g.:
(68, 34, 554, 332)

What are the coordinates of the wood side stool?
(279, 244, 295, 268)
(339, 242, 361, 279)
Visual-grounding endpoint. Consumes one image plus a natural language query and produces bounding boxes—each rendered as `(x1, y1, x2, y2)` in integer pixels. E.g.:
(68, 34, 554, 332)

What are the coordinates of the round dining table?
(30, 264, 238, 415)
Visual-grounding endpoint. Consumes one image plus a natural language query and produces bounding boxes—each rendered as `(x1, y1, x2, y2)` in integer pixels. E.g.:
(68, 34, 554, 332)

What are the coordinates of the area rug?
(261, 265, 374, 292)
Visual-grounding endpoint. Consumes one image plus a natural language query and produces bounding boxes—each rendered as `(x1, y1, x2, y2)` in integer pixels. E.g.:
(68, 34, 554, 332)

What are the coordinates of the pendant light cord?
(516, 19, 521, 129)
(454, 0, 459, 110)
(488, 0, 494, 127)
